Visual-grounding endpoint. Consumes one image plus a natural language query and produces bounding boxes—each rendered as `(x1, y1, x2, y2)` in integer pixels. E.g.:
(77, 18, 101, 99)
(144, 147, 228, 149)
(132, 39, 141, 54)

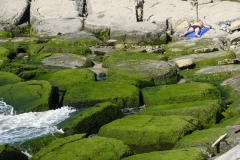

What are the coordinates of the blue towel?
(185, 27, 210, 38)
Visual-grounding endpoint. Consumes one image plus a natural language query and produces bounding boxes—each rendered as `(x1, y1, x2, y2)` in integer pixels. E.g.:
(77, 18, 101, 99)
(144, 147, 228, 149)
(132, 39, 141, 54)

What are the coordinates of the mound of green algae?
(98, 115, 202, 153)
(30, 134, 134, 160)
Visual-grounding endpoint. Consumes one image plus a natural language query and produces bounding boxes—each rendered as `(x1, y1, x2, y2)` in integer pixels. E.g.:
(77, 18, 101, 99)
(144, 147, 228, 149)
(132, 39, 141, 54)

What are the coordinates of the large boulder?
(30, 0, 82, 35)
(31, 134, 134, 160)
(0, 0, 30, 25)
(138, 100, 226, 129)
(0, 71, 22, 86)
(0, 80, 58, 113)
(98, 115, 202, 153)
(141, 82, 221, 107)
(122, 147, 209, 160)
(63, 82, 140, 108)
(57, 102, 124, 135)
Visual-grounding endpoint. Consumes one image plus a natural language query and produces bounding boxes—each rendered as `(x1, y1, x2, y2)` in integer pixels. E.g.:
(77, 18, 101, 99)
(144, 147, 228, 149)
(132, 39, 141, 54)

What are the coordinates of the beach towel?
(185, 27, 210, 38)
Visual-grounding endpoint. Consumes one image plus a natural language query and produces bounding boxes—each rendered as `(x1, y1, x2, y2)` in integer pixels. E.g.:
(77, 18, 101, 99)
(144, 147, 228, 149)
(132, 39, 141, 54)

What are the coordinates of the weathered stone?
(98, 115, 202, 153)
(229, 20, 240, 32)
(218, 59, 239, 65)
(215, 144, 240, 160)
(227, 31, 240, 44)
(0, 0, 29, 25)
(175, 59, 194, 69)
(196, 65, 240, 75)
(42, 53, 93, 69)
(221, 73, 240, 96)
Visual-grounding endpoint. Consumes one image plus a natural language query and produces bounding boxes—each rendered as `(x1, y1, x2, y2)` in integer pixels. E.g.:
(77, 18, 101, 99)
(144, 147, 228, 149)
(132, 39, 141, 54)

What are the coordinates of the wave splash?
(0, 99, 76, 144)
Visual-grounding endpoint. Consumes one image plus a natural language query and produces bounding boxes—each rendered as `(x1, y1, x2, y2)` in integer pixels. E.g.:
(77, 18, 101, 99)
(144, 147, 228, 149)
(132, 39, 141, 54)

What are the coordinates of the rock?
(34, 68, 96, 92)
(31, 135, 134, 160)
(98, 115, 202, 153)
(215, 144, 240, 160)
(0, 0, 29, 25)
(173, 20, 190, 32)
(196, 65, 240, 75)
(0, 144, 28, 160)
(138, 99, 225, 129)
(141, 82, 221, 106)
(57, 102, 124, 135)
(42, 53, 93, 69)
(0, 80, 57, 113)
(63, 82, 140, 108)
(32, 18, 83, 36)
(0, 71, 22, 87)
(221, 73, 240, 96)
(115, 44, 125, 49)
(218, 59, 239, 65)
(229, 20, 240, 32)
(122, 147, 211, 160)
(175, 59, 194, 69)
(227, 31, 240, 44)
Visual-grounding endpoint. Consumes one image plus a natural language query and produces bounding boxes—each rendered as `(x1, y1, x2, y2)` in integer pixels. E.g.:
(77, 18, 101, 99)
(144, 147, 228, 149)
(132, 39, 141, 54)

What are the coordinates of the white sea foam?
(0, 99, 76, 144)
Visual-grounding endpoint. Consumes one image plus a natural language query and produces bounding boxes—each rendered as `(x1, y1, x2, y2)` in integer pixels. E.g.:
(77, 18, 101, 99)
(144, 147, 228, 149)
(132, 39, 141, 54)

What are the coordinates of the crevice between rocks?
(135, 0, 144, 22)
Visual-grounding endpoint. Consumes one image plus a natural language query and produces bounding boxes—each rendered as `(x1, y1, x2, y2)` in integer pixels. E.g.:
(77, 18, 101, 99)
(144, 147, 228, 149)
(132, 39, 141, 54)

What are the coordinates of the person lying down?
(179, 20, 212, 38)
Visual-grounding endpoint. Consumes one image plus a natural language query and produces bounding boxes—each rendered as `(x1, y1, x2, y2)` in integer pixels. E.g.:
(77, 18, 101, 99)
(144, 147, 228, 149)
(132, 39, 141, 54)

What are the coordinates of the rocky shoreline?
(1, 0, 240, 160)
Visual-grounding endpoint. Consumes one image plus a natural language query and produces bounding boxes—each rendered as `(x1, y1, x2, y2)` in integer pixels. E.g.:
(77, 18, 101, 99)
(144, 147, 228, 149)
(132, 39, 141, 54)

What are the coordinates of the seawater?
(0, 99, 76, 145)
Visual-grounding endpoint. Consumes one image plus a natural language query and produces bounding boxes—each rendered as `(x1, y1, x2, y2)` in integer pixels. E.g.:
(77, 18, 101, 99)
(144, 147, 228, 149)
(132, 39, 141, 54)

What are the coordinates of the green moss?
(0, 144, 28, 160)
(141, 82, 221, 107)
(102, 50, 167, 68)
(58, 102, 124, 135)
(15, 133, 65, 156)
(34, 68, 96, 92)
(63, 82, 140, 108)
(138, 100, 226, 128)
(0, 71, 22, 86)
(0, 80, 57, 113)
(99, 115, 201, 153)
(0, 57, 9, 68)
(0, 30, 12, 38)
(122, 147, 208, 160)
(31, 135, 134, 160)
(0, 46, 10, 57)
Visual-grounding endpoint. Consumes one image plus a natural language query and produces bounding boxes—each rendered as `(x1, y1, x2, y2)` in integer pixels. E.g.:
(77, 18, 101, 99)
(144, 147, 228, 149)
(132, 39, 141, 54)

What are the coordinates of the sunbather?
(179, 20, 212, 38)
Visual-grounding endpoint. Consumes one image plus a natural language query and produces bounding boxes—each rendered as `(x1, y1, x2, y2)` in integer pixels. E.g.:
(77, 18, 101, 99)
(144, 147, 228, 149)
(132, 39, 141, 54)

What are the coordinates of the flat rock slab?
(215, 145, 240, 160)
(42, 53, 92, 68)
(32, 18, 83, 36)
(173, 50, 228, 63)
(221, 73, 240, 96)
(196, 64, 240, 75)
(0, 0, 29, 25)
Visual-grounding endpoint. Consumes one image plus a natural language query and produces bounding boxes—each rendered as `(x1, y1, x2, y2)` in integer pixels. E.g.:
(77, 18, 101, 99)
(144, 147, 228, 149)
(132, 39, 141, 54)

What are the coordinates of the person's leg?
(194, 27, 201, 37)
(179, 27, 194, 37)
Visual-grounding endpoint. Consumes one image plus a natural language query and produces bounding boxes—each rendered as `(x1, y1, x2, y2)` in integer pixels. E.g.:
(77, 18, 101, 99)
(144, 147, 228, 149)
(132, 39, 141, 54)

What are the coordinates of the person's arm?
(203, 23, 212, 29)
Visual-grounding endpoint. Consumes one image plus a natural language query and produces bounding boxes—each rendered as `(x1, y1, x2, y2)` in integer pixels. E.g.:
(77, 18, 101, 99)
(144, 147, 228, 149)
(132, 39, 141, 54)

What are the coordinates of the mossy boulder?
(0, 71, 22, 86)
(0, 80, 58, 113)
(0, 144, 28, 160)
(34, 68, 96, 92)
(98, 115, 202, 153)
(31, 135, 134, 160)
(63, 82, 140, 108)
(28, 43, 91, 57)
(0, 31, 12, 38)
(1, 62, 47, 80)
(164, 38, 218, 59)
(174, 115, 240, 155)
(122, 147, 209, 160)
(0, 46, 10, 57)
(41, 53, 93, 69)
(15, 133, 65, 156)
(138, 100, 226, 128)
(102, 51, 167, 68)
(141, 82, 221, 107)
(57, 102, 124, 135)
(107, 59, 178, 88)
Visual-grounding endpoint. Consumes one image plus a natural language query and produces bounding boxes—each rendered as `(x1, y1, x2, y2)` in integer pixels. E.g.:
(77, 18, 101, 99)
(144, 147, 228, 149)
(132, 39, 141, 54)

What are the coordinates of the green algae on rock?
(31, 135, 134, 160)
(122, 147, 209, 160)
(141, 82, 221, 107)
(63, 82, 140, 108)
(0, 71, 22, 86)
(138, 100, 226, 129)
(0, 80, 58, 113)
(57, 102, 124, 135)
(0, 144, 28, 160)
(98, 115, 202, 153)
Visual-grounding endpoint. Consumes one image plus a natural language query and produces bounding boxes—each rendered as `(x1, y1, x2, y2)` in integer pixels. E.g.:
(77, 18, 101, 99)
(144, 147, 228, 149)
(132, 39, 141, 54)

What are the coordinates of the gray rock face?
(221, 73, 240, 96)
(30, 0, 82, 35)
(0, 0, 29, 25)
(196, 65, 240, 75)
(215, 144, 240, 160)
